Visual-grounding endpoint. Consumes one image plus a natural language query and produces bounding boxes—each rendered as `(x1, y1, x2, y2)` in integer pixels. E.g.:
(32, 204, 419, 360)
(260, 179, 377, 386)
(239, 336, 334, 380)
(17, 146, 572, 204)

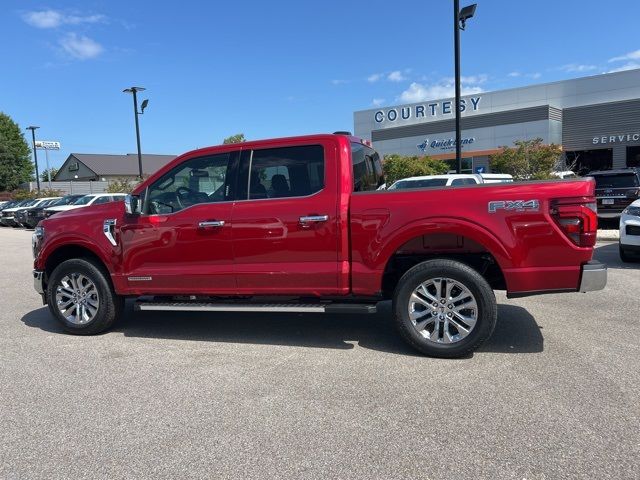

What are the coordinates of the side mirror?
(125, 194, 140, 215)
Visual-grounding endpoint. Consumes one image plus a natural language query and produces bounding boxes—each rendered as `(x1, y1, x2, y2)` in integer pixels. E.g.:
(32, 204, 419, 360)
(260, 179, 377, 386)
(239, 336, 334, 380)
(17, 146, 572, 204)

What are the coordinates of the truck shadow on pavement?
(594, 242, 640, 270)
(21, 301, 543, 358)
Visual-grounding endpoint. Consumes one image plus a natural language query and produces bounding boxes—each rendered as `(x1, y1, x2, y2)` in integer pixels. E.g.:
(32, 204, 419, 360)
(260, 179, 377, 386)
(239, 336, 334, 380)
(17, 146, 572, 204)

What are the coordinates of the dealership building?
(354, 68, 640, 174)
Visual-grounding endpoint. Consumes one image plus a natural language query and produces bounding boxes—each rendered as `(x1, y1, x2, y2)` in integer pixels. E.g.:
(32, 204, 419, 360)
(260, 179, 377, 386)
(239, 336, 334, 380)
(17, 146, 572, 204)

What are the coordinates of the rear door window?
(242, 145, 325, 200)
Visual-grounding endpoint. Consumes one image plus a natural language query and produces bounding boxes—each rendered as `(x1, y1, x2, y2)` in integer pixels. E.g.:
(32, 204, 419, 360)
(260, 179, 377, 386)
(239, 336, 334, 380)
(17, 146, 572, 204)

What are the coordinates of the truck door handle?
(198, 220, 225, 229)
(299, 215, 329, 226)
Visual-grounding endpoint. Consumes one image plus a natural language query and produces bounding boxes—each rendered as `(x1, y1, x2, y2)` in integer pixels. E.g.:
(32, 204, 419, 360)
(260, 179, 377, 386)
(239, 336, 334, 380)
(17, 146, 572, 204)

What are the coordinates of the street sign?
(35, 140, 61, 150)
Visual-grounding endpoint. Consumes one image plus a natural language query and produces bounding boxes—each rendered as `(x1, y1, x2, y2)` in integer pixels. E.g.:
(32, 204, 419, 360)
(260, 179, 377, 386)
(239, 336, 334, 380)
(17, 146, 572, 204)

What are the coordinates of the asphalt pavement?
(1, 227, 639, 479)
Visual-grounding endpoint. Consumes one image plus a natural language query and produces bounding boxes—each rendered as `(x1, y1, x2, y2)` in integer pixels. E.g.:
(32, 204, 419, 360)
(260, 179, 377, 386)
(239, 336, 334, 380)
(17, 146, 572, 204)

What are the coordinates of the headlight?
(623, 206, 640, 217)
(32, 226, 45, 259)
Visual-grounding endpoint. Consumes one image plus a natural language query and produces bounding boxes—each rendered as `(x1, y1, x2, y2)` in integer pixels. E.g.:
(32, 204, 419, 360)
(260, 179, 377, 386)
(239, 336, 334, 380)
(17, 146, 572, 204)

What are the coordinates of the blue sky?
(2, 0, 639, 170)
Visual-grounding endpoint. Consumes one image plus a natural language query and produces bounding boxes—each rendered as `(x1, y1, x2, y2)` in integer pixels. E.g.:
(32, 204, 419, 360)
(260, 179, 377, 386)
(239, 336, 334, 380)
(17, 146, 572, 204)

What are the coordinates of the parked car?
(44, 193, 126, 218)
(477, 173, 514, 183)
(32, 134, 605, 358)
(0, 200, 20, 213)
(386, 173, 514, 190)
(14, 197, 61, 228)
(588, 168, 640, 218)
(619, 199, 640, 262)
(387, 174, 482, 190)
(552, 171, 579, 180)
(23, 194, 85, 228)
(1, 199, 39, 227)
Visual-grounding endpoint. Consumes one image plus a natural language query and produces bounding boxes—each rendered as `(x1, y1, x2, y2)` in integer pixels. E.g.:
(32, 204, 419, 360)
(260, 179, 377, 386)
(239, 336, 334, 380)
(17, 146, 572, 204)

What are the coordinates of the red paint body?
(35, 134, 597, 299)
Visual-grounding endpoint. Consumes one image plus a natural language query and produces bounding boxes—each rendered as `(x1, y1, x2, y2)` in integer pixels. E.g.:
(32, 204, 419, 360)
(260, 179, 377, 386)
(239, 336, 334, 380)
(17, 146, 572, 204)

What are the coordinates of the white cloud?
(387, 70, 406, 82)
(529, 72, 542, 79)
(399, 80, 483, 103)
(560, 63, 597, 73)
(459, 74, 488, 84)
(367, 73, 382, 83)
(371, 98, 385, 107)
(331, 79, 348, 85)
(608, 62, 640, 73)
(508, 71, 521, 77)
(609, 49, 640, 62)
(22, 9, 106, 29)
(59, 33, 104, 60)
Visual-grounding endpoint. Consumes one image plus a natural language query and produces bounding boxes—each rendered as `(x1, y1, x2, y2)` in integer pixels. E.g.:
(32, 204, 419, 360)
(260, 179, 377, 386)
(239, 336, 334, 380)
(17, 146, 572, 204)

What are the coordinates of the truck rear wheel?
(393, 259, 497, 358)
(47, 258, 124, 335)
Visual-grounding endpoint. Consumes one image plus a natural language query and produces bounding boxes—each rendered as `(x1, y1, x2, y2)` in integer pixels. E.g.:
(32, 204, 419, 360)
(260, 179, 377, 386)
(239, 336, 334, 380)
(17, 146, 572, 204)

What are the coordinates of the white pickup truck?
(386, 173, 513, 190)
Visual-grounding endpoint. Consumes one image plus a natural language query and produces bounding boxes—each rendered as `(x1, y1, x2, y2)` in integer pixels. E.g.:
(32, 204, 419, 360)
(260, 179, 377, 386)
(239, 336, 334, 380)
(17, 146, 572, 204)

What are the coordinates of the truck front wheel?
(393, 259, 497, 358)
(47, 258, 124, 335)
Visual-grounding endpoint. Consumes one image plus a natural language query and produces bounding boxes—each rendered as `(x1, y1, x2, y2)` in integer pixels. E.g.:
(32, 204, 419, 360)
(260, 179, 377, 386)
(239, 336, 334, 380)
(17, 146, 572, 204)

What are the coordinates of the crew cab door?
(119, 150, 239, 294)
(231, 141, 340, 295)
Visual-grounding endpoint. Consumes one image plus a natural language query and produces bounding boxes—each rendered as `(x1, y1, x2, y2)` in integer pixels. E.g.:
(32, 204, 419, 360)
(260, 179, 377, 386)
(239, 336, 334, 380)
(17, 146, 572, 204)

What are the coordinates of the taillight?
(550, 197, 598, 247)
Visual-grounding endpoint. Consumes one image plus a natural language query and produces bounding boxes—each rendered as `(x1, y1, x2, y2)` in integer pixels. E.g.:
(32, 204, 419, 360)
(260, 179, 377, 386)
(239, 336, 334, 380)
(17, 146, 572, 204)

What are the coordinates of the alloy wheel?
(408, 277, 478, 344)
(55, 273, 100, 325)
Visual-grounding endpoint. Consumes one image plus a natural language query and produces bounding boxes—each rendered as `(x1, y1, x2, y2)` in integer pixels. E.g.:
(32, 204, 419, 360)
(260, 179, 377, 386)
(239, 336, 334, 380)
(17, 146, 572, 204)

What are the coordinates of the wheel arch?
(43, 243, 112, 292)
(378, 218, 512, 298)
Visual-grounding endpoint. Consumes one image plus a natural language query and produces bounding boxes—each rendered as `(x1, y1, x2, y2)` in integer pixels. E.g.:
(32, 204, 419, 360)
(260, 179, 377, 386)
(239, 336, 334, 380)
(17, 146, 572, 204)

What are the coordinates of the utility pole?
(453, 1, 477, 173)
(26, 126, 41, 192)
(123, 87, 148, 179)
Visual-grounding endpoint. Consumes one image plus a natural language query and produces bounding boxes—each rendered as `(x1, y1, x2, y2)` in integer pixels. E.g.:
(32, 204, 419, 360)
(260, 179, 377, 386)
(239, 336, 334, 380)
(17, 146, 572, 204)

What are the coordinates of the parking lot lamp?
(26, 126, 41, 193)
(123, 87, 149, 179)
(454, 1, 477, 173)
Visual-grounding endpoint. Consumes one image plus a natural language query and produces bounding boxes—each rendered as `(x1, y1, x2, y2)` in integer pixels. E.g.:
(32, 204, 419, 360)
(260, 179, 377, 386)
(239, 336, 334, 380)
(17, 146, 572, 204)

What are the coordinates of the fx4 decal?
(488, 199, 540, 213)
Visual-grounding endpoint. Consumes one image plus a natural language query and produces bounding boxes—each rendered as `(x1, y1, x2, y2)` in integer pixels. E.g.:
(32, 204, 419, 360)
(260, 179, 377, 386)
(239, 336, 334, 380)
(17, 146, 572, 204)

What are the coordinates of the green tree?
(40, 167, 59, 182)
(489, 138, 562, 181)
(222, 133, 246, 144)
(0, 112, 34, 191)
(383, 154, 450, 185)
(107, 177, 138, 194)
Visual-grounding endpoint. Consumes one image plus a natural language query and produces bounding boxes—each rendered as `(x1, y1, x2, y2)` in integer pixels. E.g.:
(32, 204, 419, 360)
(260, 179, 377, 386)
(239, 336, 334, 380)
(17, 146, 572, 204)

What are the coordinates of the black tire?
(393, 259, 497, 358)
(46, 258, 124, 335)
(618, 244, 640, 263)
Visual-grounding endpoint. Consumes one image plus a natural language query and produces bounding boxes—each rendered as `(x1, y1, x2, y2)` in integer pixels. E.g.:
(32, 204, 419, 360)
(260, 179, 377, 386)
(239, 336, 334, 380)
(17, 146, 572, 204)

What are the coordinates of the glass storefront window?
(444, 157, 473, 174)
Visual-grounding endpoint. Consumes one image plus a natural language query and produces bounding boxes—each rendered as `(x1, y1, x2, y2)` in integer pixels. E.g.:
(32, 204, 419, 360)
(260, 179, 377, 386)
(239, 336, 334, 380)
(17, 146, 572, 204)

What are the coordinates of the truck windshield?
(594, 174, 639, 188)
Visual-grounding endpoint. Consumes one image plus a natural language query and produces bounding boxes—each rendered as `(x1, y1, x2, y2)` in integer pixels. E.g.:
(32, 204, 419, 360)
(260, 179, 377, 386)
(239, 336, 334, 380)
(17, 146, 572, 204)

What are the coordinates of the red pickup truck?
(32, 134, 606, 357)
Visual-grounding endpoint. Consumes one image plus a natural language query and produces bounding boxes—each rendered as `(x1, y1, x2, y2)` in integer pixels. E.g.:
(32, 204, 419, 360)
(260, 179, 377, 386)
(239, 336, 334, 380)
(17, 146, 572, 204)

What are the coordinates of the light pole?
(123, 87, 149, 179)
(26, 126, 41, 192)
(454, 1, 477, 173)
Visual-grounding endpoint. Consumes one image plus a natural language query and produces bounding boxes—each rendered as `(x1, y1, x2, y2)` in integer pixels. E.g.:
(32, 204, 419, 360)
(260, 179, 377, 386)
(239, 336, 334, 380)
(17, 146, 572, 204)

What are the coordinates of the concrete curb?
(597, 230, 620, 241)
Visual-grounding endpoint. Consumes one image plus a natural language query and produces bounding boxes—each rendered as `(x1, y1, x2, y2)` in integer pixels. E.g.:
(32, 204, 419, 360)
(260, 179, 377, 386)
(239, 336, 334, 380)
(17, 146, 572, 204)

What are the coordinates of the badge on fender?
(488, 200, 540, 213)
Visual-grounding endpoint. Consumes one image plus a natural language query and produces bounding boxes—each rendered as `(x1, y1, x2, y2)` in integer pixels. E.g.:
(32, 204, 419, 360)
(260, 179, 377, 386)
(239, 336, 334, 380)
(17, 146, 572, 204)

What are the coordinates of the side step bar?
(135, 301, 377, 314)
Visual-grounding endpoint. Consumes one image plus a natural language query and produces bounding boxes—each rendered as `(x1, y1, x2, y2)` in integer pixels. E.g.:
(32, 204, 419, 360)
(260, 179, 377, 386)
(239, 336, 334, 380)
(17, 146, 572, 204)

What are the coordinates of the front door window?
(146, 153, 233, 214)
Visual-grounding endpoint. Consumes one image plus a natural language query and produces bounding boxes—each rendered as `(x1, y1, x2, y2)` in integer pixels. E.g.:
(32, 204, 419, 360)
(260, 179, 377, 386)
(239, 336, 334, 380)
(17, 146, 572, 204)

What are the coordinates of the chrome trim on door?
(198, 220, 225, 228)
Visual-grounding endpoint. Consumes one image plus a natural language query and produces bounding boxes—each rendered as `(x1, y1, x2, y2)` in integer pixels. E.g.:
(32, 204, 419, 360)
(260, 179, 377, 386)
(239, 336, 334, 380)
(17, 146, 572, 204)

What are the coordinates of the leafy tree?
(10, 188, 64, 200)
(40, 167, 59, 182)
(107, 177, 138, 194)
(223, 133, 246, 144)
(0, 112, 34, 191)
(383, 154, 450, 185)
(489, 138, 562, 181)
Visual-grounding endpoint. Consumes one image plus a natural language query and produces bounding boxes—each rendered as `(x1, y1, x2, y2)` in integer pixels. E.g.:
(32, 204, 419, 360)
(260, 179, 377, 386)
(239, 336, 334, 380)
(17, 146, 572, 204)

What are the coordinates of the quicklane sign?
(417, 137, 476, 153)
(374, 97, 482, 124)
